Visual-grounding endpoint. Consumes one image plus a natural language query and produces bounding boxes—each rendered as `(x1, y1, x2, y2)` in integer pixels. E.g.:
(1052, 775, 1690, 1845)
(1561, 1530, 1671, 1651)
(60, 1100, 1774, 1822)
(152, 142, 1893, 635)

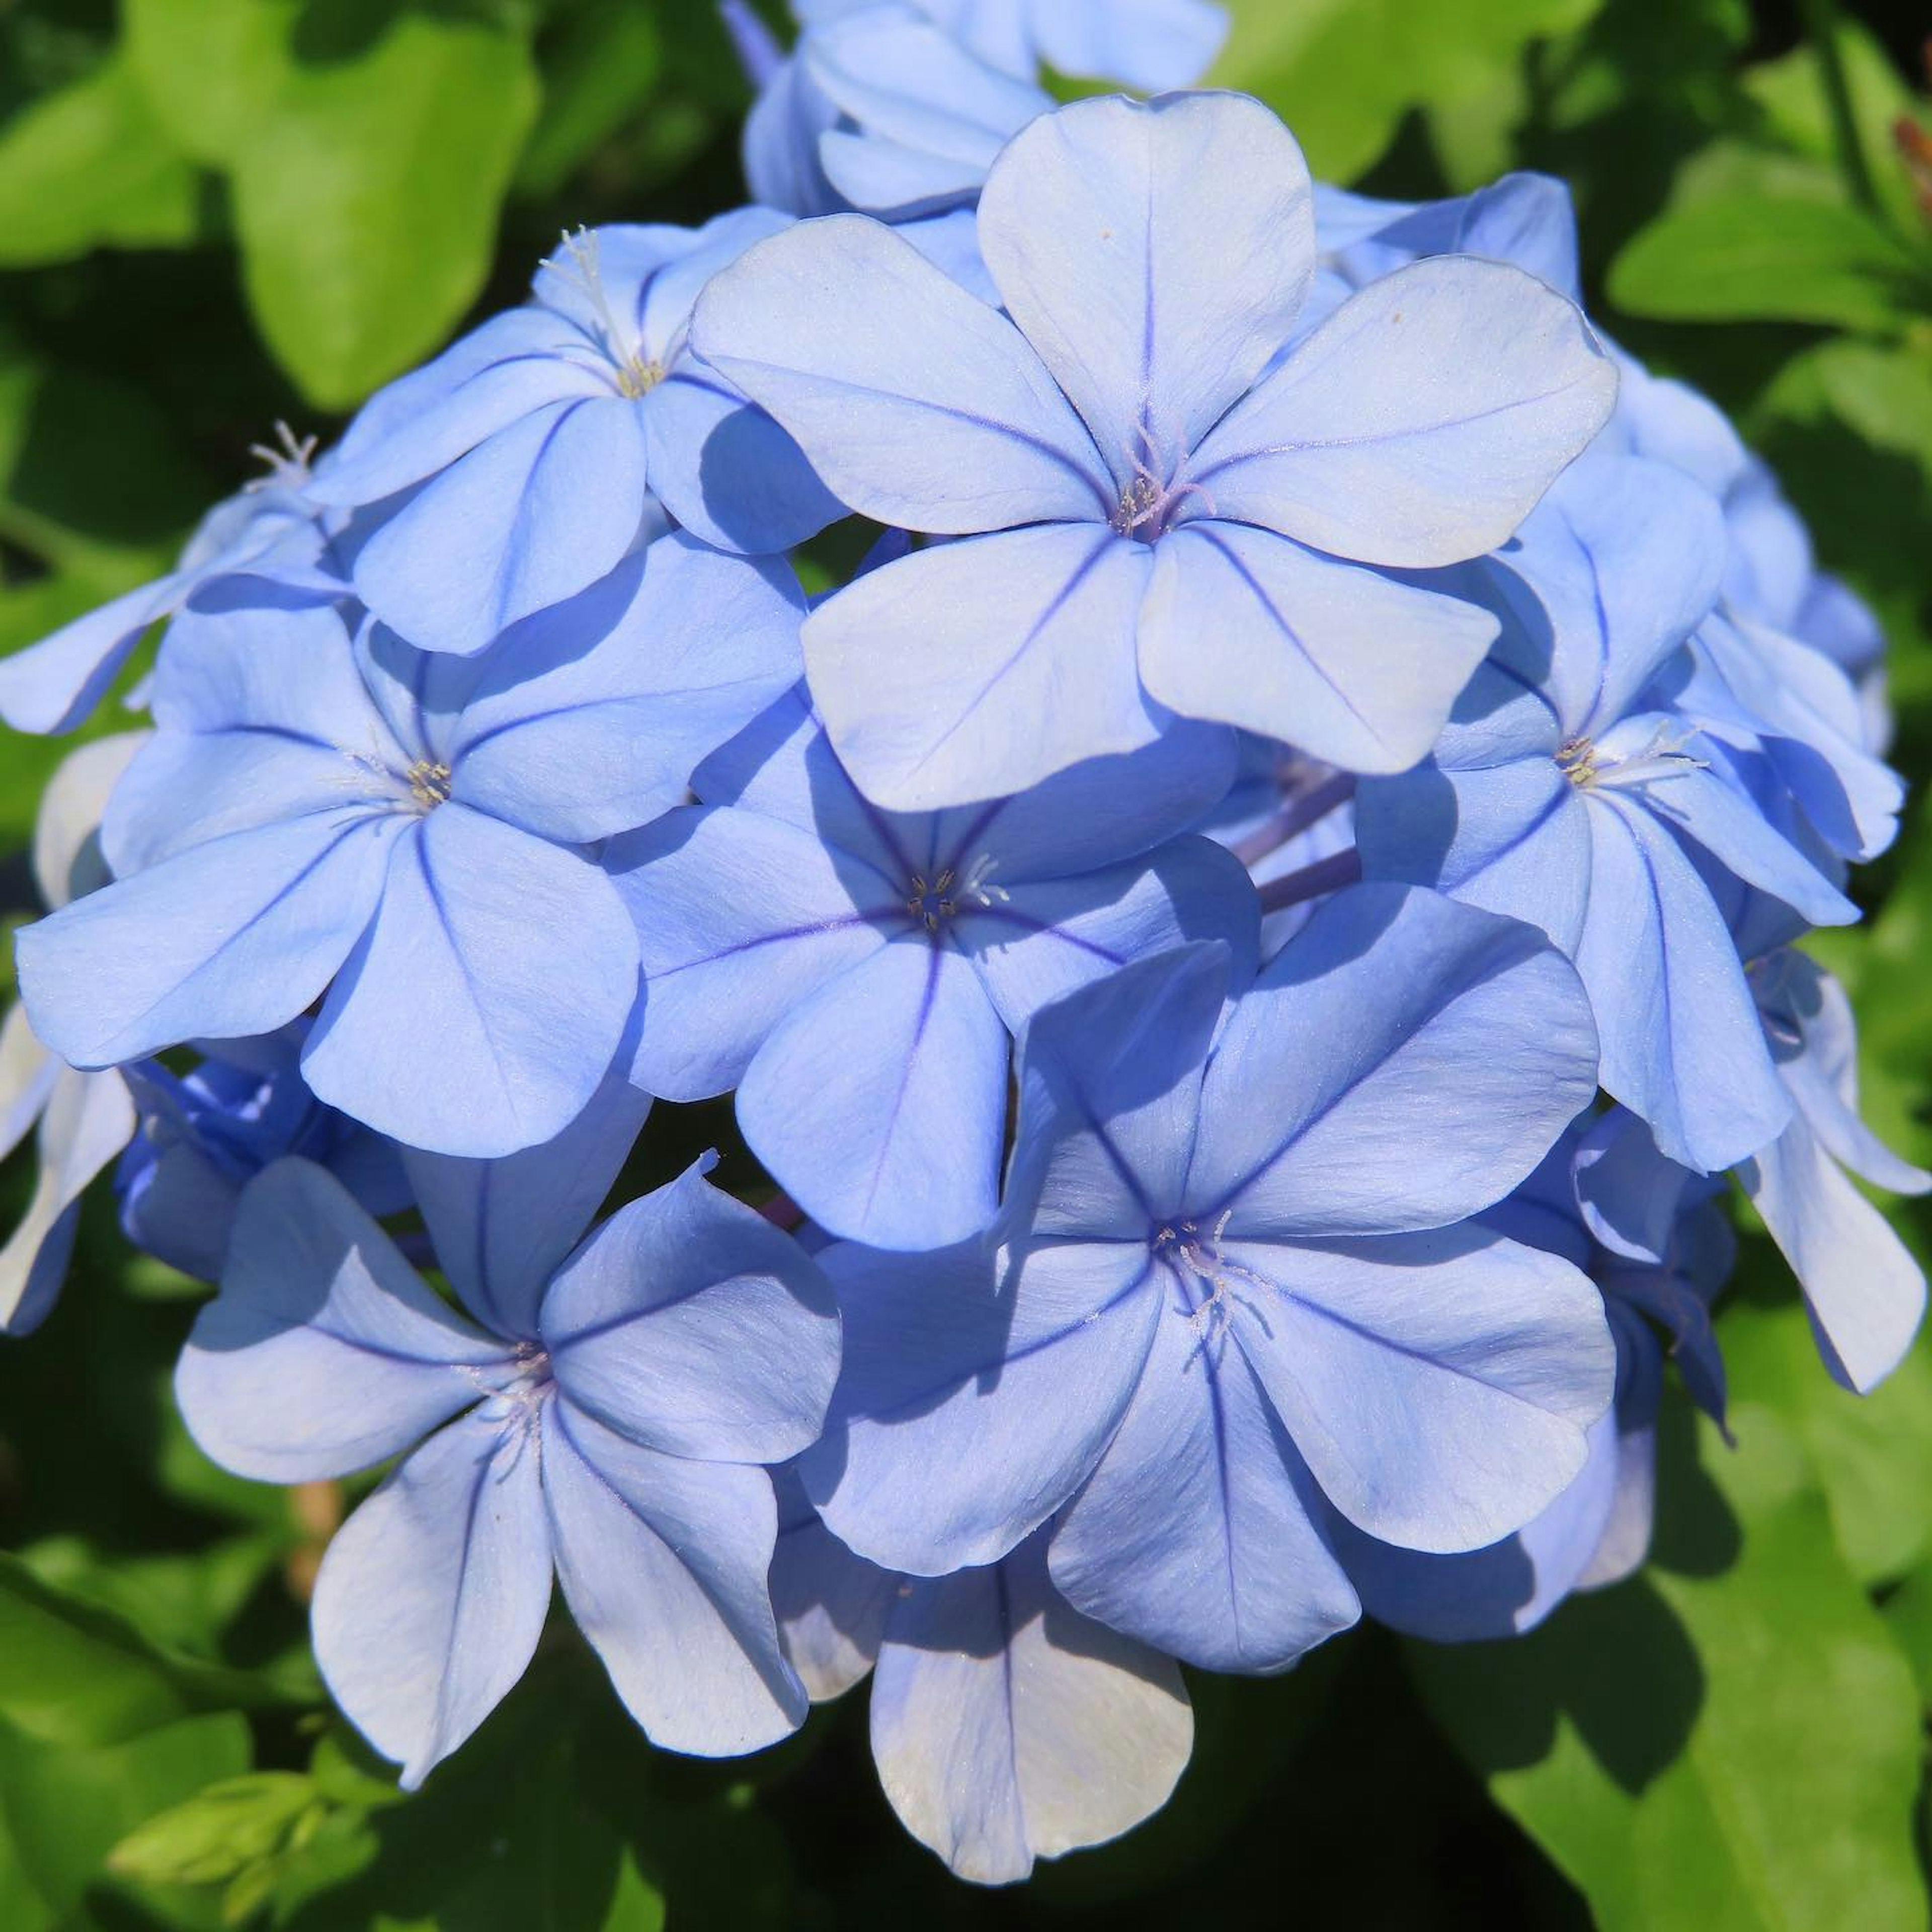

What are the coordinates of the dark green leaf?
(1410, 1397, 1924, 1930)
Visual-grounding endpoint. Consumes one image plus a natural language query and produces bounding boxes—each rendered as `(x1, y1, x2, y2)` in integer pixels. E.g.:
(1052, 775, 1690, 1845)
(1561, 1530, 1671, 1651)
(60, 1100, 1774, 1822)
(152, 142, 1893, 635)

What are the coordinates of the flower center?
(614, 353, 666, 399)
(540, 226, 668, 401)
(905, 853, 1009, 932)
(1152, 1209, 1269, 1350)
(1557, 723, 1707, 793)
(244, 419, 319, 495)
(406, 759, 453, 810)
(467, 1342, 554, 1469)
(1109, 421, 1217, 542)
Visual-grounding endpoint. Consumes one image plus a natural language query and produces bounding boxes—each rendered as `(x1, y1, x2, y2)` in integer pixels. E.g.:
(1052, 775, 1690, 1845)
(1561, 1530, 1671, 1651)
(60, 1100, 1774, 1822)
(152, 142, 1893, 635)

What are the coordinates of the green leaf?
(0, 1713, 251, 1924)
(1881, 1559, 1932, 1707)
(230, 9, 540, 408)
(516, 5, 665, 199)
(122, 0, 304, 169)
(109, 1774, 322, 1888)
(0, 54, 201, 267)
(1410, 1397, 1925, 1931)
(0, 1551, 301, 1747)
(1743, 19, 1927, 238)
(1718, 1274, 1932, 1584)
(1608, 145, 1929, 333)
(1216, 0, 1606, 183)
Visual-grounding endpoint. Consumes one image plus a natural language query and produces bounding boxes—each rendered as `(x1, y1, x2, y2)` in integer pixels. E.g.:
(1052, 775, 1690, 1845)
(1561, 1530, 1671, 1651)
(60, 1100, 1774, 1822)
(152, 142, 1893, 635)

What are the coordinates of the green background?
(2, 0, 1930, 1924)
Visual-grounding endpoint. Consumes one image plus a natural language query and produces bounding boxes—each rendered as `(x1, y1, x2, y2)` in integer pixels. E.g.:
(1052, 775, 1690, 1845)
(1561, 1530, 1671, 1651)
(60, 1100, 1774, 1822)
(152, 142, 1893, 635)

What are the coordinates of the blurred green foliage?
(0, 0, 1929, 1924)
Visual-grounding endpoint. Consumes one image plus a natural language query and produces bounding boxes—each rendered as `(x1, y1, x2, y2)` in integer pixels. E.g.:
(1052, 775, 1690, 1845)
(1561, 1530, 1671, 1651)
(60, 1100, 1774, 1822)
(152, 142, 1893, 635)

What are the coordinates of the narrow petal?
(1575, 796, 1788, 1173)
(1005, 942, 1224, 1243)
(1050, 1294, 1360, 1673)
(452, 535, 807, 844)
(872, 1533, 1193, 1885)
(616, 806, 890, 1102)
(1138, 522, 1498, 773)
(1188, 884, 1598, 1237)
(0, 1003, 57, 1163)
(1191, 258, 1617, 567)
(0, 1066, 136, 1334)
(32, 732, 146, 910)
(0, 572, 184, 736)
(691, 214, 1112, 532)
(17, 811, 401, 1070)
(1743, 1117, 1926, 1395)
(804, 527, 1158, 810)
(313, 1412, 553, 1789)
(175, 1160, 508, 1482)
(351, 398, 653, 657)
(800, 1237, 1160, 1575)
(402, 1059, 651, 1343)
(543, 1157, 840, 1464)
(978, 93, 1313, 462)
(545, 1403, 804, 1754)
(737, 937, 1010, 1249)
(1230, 1228, 1614, 1552)
(302, 806, 640, 1158)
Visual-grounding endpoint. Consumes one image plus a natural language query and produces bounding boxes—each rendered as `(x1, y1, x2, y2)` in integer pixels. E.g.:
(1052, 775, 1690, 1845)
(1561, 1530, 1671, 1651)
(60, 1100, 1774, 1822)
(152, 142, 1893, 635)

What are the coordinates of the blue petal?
(175, 1160, 508, 1482)
(1049, 1291, 1361, 1672)
(32, 732, 145, 910)
(1574, 795, 1789, 1173)
(978, 93, 1313, 462)
(1187, 884, 1598, 1237)
(17, 810, 403, 1070)
(770, 1477, 895, 1703)
(402, 1057, 650, 1343)
(1005, 942, 1225, 1242)
(737, 935, 1010, 1249)
(871, 1532, 1193, 1885)
(0, 1005, 57, 1162)
(0, 572, 186, 736)
(1138, 522, 1499, 773)
(692, 215, 1111, 532)
(543, 1400, 807, 1754)
(543, 1157, 840, 1463)
(1020, 0, 1228, 88)
(313, 1410, 552, 1789)
(1493, 458, 1728, 737)
(0, 1064, 136, 1334)
(1190, 258, 1617, 567)
(313, 306, 603, 509)
(963, 836, 1258, 1034)
(451, 535, 807, 844)
(800, 1236, 1160, 1575)
(643, 373, 841, 553)
(616, 805, 891, 1101)
(805, 527, 1158, 811)
(935, 720, 1238, 882)
(302, 804, 640, 1158)
(351, 398, 652, 657)
(1355, 761, 1592, 953)
(1226, 1227, 1614, 1552)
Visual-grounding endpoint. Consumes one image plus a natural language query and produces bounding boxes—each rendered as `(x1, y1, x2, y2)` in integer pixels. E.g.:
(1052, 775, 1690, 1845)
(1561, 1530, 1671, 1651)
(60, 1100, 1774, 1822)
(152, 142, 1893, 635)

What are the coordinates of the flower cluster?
(2, 0, 1923, 1889)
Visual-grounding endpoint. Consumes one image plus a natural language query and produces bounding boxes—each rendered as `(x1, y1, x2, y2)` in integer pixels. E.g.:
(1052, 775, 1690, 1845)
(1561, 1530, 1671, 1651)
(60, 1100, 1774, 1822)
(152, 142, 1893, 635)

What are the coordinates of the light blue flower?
(695, 91, 1617, 808)
(1329, 1107, 1734, 1642)
(17, 536, 803, 1157)
(799, 890, 1612, 1672)
(174, 1076, 840, 1789)
(1, 735, 145, 1330)
(1356, 451, 1859, 1174)
(771, 1485, 1193, 1886)
(1741, 945, 1929, 1393)
(0, 426, 336, 737)
(306, 211, 839, 656)
(612, 684, 1251, 1248)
